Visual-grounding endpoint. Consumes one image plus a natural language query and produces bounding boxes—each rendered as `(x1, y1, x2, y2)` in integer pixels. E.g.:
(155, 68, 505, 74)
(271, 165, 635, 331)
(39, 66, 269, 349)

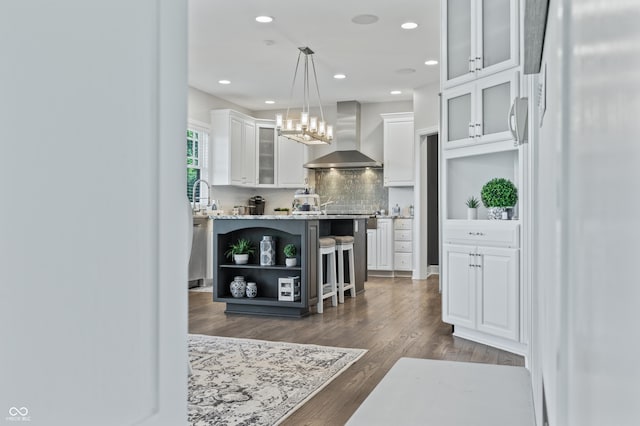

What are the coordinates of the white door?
(243, 120, 256, 186)
(376, 219, 394, 270)
(476, 246, 519, 340)
(367, 229, 378, 269)
(230, 116, 244, 185)
(442, 244, 476, 328)
(278, 136, 307, 187)
(0, 1, 187, 424)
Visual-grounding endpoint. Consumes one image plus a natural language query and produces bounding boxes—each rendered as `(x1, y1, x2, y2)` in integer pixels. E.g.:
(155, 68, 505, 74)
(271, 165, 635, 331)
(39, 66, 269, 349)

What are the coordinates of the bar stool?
(333, 235, 356, 303)
(317, 237, 338, 313)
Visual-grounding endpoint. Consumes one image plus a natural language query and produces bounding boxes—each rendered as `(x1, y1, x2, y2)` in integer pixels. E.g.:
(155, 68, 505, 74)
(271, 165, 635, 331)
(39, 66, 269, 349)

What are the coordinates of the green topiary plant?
(283, 243, 297, 258)
(225, 238, 255, 260)
(481, 178, 518, 207)
(465, 196, 480, 208)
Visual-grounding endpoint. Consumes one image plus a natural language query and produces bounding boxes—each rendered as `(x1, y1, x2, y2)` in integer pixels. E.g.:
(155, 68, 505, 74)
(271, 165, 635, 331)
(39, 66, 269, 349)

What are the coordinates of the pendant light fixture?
(276, 47, 333, 145)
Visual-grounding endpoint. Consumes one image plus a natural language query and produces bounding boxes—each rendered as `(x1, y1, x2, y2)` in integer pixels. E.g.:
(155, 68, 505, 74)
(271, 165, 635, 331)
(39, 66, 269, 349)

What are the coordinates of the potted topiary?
(283, 243, 297, 267)
(481, 178, 518, 220)
(225, 238, 255, 264)
(466, 196, 480, 220)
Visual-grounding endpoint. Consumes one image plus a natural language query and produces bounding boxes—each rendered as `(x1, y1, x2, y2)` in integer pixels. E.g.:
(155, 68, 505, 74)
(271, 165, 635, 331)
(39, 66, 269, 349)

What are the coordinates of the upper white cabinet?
(381, 112, 414, 187)
(211, 109, 256, 186)
(277, 136, 307, 188)
(442, 0, 519, 89)
(211, 110, 307, 188)
(442, 69, 519, 150)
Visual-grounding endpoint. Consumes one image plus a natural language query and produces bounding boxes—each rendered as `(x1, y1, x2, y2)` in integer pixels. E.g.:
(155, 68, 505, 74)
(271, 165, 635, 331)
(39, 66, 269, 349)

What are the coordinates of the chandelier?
(276, 47, 333, 145)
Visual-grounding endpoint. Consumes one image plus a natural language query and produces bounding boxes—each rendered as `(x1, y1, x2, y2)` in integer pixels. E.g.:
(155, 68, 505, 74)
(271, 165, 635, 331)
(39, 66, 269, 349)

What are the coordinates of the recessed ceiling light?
(390, 90, 402, 95)
(424, 60, 439, 66)
(401, 22, 418, 30)
(333, 73, 346, 79)
(255, 16, 274, 23)
(218, 80, 231, 85)
(351, 14, 379, 25)
(265, 100, 275, 104)
(396, 68, 416, 74)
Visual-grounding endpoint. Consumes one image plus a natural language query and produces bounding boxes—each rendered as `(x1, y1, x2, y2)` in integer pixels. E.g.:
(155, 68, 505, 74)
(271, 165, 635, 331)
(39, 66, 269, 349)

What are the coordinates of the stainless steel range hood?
(304, 101, 382, 169)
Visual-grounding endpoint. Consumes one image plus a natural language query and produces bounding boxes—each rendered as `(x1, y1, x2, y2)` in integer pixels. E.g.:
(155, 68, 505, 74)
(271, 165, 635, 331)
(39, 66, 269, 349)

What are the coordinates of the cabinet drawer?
(444, 222, 519, 247)
(394, 230, 412, 241)
(394, 241, 413, 252)
(394, 219, 413, 230)
(394, 253, 413, 271)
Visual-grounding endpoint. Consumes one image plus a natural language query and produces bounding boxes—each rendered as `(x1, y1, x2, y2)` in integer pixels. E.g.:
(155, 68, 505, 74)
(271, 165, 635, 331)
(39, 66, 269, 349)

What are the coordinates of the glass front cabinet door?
(442, 0, 519, 89)
(442, 69, 519, 150)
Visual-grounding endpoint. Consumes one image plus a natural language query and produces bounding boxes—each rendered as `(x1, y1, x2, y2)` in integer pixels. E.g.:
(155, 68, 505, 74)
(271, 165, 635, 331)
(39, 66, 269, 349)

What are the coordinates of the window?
(187, 122, 209, 203)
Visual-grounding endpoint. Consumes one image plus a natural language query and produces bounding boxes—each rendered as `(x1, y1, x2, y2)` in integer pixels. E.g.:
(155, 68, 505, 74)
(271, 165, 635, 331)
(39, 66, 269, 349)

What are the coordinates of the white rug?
(189, 285, 213, 293)
(188, 334, 367, 426)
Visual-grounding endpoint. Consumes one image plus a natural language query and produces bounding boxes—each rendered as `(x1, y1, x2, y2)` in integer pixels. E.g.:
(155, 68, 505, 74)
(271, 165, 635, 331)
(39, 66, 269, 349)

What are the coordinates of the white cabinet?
(442, 69, 519, 150)
(393, 219, 413, 272)
(441, 0, 519, 89)
(367, 218, 394, 271)
(381, 112, 414, 187)
(277, 136, 307, 188)
(211, 109, 256, 186)
(442, 221, 520, 343)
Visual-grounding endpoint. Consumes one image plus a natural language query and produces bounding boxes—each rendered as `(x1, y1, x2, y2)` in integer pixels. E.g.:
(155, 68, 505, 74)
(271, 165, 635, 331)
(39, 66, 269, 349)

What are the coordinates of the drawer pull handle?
(467, 232, 485, 236)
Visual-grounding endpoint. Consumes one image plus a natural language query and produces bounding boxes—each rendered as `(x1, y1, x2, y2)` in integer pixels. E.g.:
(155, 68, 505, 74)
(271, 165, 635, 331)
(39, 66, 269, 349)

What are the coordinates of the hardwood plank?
(189, 275, 524, 425)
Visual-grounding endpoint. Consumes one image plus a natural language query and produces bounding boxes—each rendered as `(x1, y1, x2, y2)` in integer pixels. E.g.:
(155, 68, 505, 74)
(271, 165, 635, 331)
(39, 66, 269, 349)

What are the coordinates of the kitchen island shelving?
(211, 216, 367, 317)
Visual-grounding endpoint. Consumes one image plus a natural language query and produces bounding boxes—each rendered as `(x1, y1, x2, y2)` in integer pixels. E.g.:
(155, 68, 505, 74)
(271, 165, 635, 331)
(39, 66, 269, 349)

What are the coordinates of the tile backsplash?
(315, 168, 388, 214)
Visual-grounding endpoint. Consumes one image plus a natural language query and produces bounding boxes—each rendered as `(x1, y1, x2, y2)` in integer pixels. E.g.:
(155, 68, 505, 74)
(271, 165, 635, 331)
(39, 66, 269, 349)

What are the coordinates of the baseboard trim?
(426, 265, 439, 277)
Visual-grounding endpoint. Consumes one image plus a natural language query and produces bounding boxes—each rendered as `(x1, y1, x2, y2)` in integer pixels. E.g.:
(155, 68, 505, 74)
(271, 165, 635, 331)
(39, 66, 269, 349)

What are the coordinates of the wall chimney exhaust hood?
(304, 101, 382, 169)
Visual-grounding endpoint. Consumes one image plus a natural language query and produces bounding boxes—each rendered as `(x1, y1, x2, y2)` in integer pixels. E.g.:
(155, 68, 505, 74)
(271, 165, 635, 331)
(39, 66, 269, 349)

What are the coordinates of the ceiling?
(188, 0, 440, 112)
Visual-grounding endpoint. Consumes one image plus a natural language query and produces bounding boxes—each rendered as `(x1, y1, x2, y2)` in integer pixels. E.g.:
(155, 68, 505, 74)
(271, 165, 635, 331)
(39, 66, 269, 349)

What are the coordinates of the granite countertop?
(209, 214, 415, 220)
(209, 214, 369, 220)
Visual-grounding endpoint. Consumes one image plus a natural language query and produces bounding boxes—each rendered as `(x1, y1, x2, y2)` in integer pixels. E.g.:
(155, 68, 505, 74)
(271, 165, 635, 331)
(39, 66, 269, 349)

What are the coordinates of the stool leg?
(337, 246, 345, 303)
(329, 250, 338, 307)
(317, 251, 324, 313)
(348, 247, 356, 298)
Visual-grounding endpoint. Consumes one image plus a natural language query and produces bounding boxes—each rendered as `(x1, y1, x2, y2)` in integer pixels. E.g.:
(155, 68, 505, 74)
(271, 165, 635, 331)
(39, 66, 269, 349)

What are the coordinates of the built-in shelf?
(220, 264, 301, 271)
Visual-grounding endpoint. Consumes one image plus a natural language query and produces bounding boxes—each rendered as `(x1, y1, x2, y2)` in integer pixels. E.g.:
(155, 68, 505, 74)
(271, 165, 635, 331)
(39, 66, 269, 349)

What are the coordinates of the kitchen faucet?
(191, 179, 211, 212)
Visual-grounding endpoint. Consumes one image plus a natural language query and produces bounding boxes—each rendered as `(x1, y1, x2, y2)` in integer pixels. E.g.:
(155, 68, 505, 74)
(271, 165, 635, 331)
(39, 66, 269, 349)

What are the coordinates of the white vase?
(467, 208, 478, 220)
(260, 236, 275, 266)
(487, 207, 507, 220)
(234, 253, 249, 264)
(285, 258, 297, 267)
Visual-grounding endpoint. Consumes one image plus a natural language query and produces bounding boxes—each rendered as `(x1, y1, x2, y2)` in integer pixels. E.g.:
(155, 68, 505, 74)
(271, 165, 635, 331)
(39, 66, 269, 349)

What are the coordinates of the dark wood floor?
(189, 275, 524, 426)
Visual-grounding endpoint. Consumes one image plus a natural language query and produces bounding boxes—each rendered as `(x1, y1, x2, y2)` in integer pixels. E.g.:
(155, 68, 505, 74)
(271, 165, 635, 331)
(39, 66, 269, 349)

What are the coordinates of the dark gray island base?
(211, 216, 367, 317)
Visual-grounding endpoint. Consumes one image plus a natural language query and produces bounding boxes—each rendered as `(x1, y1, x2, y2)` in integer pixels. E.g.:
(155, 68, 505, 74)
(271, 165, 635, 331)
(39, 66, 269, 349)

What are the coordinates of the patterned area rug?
(188, 334, 367, 426)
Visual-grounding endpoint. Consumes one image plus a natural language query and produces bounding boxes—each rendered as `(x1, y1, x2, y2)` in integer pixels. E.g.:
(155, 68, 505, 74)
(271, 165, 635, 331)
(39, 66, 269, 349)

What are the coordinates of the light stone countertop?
(209, 214, 369, 220)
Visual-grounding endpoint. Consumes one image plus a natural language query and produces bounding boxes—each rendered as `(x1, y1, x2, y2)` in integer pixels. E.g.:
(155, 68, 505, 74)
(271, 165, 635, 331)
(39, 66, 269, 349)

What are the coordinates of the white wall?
(413, 82, 440, 130)
(530, 0, 640, 425)
(188, 86, 252, 122)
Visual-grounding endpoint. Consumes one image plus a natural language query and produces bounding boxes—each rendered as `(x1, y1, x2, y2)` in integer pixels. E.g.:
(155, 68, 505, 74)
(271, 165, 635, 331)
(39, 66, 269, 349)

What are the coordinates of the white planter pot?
(234, 254, 249, 264)
(467, 208, 478, 220)
(487, 207, 507, 220)
(285, 258, 297, 267)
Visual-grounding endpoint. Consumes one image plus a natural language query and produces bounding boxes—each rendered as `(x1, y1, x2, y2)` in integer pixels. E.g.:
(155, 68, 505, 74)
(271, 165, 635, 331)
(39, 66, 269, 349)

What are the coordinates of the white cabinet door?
(476, 246, 519, 340)
(367, 229, 377, 270)
(442, 69, 518, 150)
(229, 115, 244, 185)
(278, 136, 307, 188)
(242, 120, 256, 186)
(442, 0, 518, 89)
(381, 113, 414, 187)
(442, 244, 477, 329)
(377, 219, 394, 270)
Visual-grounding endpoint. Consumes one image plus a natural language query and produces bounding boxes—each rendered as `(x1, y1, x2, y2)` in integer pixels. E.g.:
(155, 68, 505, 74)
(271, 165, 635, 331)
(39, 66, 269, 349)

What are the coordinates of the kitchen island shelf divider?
(220, 264, 302, 271)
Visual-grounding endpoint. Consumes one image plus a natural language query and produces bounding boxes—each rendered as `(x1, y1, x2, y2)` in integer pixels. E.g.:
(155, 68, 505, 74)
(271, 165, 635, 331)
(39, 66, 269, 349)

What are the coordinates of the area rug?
(189, 285, 213, 293)
(188, 334, 367, 426)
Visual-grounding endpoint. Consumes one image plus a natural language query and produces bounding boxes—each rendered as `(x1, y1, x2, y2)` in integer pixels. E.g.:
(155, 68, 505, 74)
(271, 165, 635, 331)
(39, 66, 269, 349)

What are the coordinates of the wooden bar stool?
(317, 237, 338, 313)
(333, 235, 356, 303)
